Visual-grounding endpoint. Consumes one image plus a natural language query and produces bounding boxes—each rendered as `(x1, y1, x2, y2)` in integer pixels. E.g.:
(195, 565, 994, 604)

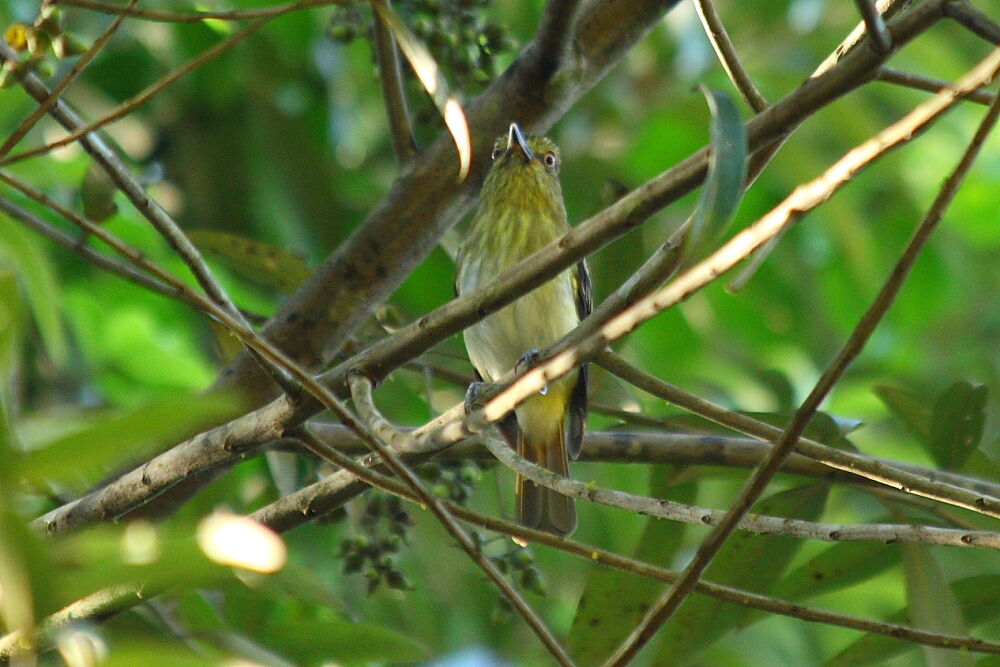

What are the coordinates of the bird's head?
(479, 122, 563, 211)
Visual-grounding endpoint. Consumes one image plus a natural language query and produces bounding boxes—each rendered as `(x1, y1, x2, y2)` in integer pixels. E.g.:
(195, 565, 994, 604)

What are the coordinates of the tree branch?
(694, 0, 769, 112)
(854, 0, 893, 52)
(30, 0, 955, 536)
(877, 66, 997, 104)
(945, 0, 1000, 44)
(0, 0, 137, 158)
(371, 0, 416, 163)
(605, 52, 1000, 665)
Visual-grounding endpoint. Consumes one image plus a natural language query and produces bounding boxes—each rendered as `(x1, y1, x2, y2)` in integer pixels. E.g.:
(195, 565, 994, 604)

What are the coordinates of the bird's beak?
(506, 122, 534, 162)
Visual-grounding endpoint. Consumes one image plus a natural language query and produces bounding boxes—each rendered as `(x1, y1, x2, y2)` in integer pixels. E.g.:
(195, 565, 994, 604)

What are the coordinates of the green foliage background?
(2, 0, 1000, 664)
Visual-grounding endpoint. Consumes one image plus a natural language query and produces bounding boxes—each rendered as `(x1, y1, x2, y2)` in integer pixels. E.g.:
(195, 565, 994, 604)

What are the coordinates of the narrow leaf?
(688, 86, 747, 254)
(654, 482, 829, 662)
(901, 543, 973, 667)
(928, 381, 987, 470)
(772, 540, 900, 602)
(826, 575, 1000, 666)
(371, 1, 471, 180)
(188, 229, 310, 293)
(0, 217, 68, 366)
(569, 469, 696, 664)
(19, 390, 242, 489)
(874, 384, 932, 444)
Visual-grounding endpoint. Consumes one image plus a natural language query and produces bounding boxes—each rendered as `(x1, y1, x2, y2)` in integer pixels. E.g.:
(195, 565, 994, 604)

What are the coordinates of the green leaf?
(18, 390, 242, 489)
(0, 270, 24, 383)
(826, 575, 1000, 665)
(188, 229, 311, 293)
(688, 86, 747, 255)
(0, 216, 68, 367)
(654, 482, 829, 663)
(258, 617, 428, 664)
(901, 543, 973, 667)
(928, 381, 986, 471)
(772, 540, 900, 602)
(569, 468, 696, 664)
(875, 384, 931, 444)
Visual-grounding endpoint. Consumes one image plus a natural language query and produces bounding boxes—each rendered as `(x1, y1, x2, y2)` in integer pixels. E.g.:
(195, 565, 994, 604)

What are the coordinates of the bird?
(456, 122, 591, 537)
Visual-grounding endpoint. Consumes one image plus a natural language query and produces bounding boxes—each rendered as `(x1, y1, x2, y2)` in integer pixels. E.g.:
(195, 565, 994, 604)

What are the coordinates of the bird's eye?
(491, 146, 503, 160)
(543, 152, 558, 168)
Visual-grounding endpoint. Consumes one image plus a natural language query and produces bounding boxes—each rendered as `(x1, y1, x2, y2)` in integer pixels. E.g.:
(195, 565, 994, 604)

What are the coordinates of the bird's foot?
(516, 348, 548, 395)
(464, 381, 488, 414)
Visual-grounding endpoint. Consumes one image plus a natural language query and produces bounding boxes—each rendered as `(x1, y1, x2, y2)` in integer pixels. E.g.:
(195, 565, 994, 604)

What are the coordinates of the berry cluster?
(337, 492, 414, 593)
(328, 0, 513, 92)
(2, 5, 88, 86)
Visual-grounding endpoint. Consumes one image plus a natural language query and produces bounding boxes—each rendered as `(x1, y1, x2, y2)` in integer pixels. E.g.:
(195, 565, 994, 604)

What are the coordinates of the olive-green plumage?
(456, 123, 590, 537)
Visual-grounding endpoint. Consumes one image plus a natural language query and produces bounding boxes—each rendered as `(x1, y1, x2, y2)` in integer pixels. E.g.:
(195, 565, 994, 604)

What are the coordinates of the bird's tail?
(516, 420, 576, 537)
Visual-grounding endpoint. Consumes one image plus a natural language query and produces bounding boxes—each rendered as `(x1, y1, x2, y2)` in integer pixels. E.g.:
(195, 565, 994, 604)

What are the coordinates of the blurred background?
(2, 0, 1000, 664)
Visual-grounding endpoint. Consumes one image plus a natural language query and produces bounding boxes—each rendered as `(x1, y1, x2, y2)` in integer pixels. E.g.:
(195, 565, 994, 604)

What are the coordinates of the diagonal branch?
(854, 0, 893, 52)
(371, 0, 416, 163)
(945, 0, 1000, 44)
(29, 0, 956, 536)
(604, 52, 1000, 666)
(0, 0, 138, 158)
(694, 0, 769, 112)
(877, 66, 997, 104)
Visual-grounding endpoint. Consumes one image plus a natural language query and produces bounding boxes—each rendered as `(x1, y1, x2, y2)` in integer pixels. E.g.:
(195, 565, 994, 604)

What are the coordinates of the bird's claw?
(516, 349, 549, 395)
(515, 348, 542, 375)
(464, 381, 488, 414)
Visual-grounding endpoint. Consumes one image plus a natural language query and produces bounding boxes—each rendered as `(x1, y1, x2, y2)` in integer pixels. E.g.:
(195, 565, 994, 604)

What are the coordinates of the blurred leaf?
(176, 589, 226, 634)
(875, 385, 931, 443)
(0, 270, 23, 382)
(0, 217, 68, 366)
(80, 161, 119, 223)
(654, 482, 829, 662)
(188, 229, 311, 293)
(772, 540, 900, 602)
(901, 543, 973, 667)
(371, 1, 470, 180)
(688, 86, 747, 255)
(826, 575, 1000, 666)
(258, 617, 428, 664)
(928, 381, 986, 471)
(569, 469, 696, 664)
(19, 390, 241, 489)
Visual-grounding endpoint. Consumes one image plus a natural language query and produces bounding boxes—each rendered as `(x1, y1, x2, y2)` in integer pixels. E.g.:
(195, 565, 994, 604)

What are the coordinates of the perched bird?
(456, 122, 591, 536)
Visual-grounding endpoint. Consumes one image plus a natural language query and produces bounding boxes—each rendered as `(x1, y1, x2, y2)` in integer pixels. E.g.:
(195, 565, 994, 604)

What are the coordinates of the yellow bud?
(4, 23, 31, 52)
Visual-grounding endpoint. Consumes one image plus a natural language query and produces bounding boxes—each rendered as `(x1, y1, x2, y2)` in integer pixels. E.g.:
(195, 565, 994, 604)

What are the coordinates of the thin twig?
(473, 47, 1000, 456)
(854, 0, 893, 52)
(292, 422, 574, 666)
(371, 0, 416, 162)
(54, 0, 343, 23)
(945, 0, 1000, 44)
(344, 375, 572, 664)
(267, 441, 1000, 657)
(815, 0, 911, 75)
(0, 194, 182, 301)
(0, 0, 138, 158)
(295, 422, 1000, 501)
(478, 433, 1000, 550)
(12, 462, 1000, 660)
(533, 0, 584, 70)
(28, 0, 955, 537)
(604, 53, 1000, 667)
(878, 66, 997, 104)
(595, 350, 1000, 508)
(694, 0, 768, 112)
(0, 18, 272, 167)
